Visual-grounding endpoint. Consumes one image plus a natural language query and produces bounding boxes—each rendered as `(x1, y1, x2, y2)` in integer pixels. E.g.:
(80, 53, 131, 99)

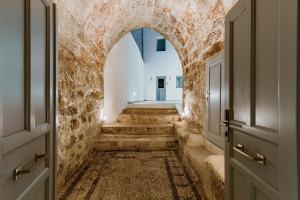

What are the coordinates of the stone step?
(101, 123, 174, 135)
(94, 134, 178, 151)
(126, 103, 176, 109)
(122, 108, 178, 115)
(116, 114, 180, 123)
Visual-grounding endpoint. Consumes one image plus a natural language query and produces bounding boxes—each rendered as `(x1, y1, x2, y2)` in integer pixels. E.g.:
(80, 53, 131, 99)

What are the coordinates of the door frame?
(278, 0, 299, 198)
(52, 2, 58, 200)
(156, 76, 166, 101)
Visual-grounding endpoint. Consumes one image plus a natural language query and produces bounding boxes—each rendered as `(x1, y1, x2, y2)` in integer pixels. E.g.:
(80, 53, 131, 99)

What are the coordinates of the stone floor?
(59, 151, 201, 200)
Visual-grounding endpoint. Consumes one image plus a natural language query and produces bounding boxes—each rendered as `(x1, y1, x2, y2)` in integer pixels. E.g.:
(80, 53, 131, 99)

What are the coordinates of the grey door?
(156, 76, 166, 101)
(206, 54, 225, 149)
(225, 0, 281, 199)
(0, 0, 56, 199)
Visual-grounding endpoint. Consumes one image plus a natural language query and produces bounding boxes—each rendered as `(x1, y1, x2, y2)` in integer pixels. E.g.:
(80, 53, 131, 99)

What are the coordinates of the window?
(156, 38, 166, 51)
(158, 78, 165, 88)
(176, 76, 183, 88)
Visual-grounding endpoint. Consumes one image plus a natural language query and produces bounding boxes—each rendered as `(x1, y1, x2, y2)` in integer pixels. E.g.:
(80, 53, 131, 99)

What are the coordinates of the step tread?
(117, 114, 180, 118)
(98, 134, 177, 140)
(124, 107, 177, 110)
(121, 113, 178, 115)
(95, 134, 178, 151)
(125, 104, 177, 109)
(102, 123, 174, 128)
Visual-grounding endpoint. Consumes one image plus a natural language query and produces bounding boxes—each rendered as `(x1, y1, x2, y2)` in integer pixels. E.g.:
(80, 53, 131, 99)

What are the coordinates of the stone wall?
(55, 0, 237, 191)
(56, 3, 104, 189)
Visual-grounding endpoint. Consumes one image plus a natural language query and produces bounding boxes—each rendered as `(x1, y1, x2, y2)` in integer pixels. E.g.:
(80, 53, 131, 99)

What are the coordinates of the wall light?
(97, 110, 106, 123)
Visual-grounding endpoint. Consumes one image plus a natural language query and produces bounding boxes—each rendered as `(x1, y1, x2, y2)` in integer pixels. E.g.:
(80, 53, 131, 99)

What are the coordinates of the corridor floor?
(59, 151, 201, 200)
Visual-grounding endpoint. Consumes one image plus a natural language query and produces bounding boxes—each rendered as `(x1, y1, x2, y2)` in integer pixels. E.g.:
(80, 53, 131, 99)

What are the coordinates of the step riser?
(94, 140, 178, 151)
(123, 108, 178, 115)
(101, 126, 174, 135)
(116, 115, 180, 123)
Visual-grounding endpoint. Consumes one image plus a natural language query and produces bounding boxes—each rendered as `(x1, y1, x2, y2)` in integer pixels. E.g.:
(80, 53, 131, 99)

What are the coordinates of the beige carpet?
(59, 151, 201, 200)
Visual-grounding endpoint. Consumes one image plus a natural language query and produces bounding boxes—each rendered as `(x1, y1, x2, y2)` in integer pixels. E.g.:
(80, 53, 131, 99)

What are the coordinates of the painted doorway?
(156, 76, 166, 101)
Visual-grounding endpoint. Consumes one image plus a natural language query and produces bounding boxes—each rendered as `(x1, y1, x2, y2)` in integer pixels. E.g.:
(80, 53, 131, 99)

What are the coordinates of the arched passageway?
(104, 28, 183, 123)
(55, 0, 238, 193)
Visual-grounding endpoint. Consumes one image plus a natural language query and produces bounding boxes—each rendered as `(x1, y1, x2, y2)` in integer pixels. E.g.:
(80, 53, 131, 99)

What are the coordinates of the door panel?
(24, 179, 47, 200)
(31, 0, 48, 126)
(206, 54, 225, 148)
(1, 0, 26, 137)
(232, 170, 250, 200)
(225, 0, 280, 199)
(232, 130, 278, 190)
(1, 136, 47, 200)
(208, 64, 221, 134)
(0, 0, 56, 199)
(253, 186, 272, 200)
(254, 0, 279, 131)
(231, 4, 251, 125)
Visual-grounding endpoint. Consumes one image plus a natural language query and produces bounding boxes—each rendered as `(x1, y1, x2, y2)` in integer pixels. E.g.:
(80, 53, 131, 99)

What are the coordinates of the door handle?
(220, 121, 229, 127)
(229, 122, 243, 128)
(233, 144, 265, 165)
(13, 154, 48, 181)
(220, 121, 243, 128)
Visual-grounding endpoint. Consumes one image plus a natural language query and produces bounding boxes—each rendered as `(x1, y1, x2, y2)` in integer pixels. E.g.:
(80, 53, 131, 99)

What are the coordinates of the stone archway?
(103, 27, 184, 122)
(55, 0, 237, 190)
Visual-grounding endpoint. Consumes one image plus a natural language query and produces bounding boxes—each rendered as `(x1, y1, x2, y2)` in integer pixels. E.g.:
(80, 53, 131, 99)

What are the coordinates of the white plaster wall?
(143, 28, 183, 101)
(104, 33, 144, 123)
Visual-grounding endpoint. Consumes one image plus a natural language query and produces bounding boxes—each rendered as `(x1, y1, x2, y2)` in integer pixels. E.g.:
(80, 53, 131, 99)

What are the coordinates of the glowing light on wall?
(183, 92, 193, 119)
(97, 110, 106, 123)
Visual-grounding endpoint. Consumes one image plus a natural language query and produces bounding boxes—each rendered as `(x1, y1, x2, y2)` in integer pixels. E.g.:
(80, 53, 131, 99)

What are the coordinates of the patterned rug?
(59, 151, 201, 200)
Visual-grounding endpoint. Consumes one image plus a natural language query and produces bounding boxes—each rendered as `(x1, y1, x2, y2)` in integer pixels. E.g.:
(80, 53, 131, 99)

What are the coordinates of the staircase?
(95, 105, 181, 151)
